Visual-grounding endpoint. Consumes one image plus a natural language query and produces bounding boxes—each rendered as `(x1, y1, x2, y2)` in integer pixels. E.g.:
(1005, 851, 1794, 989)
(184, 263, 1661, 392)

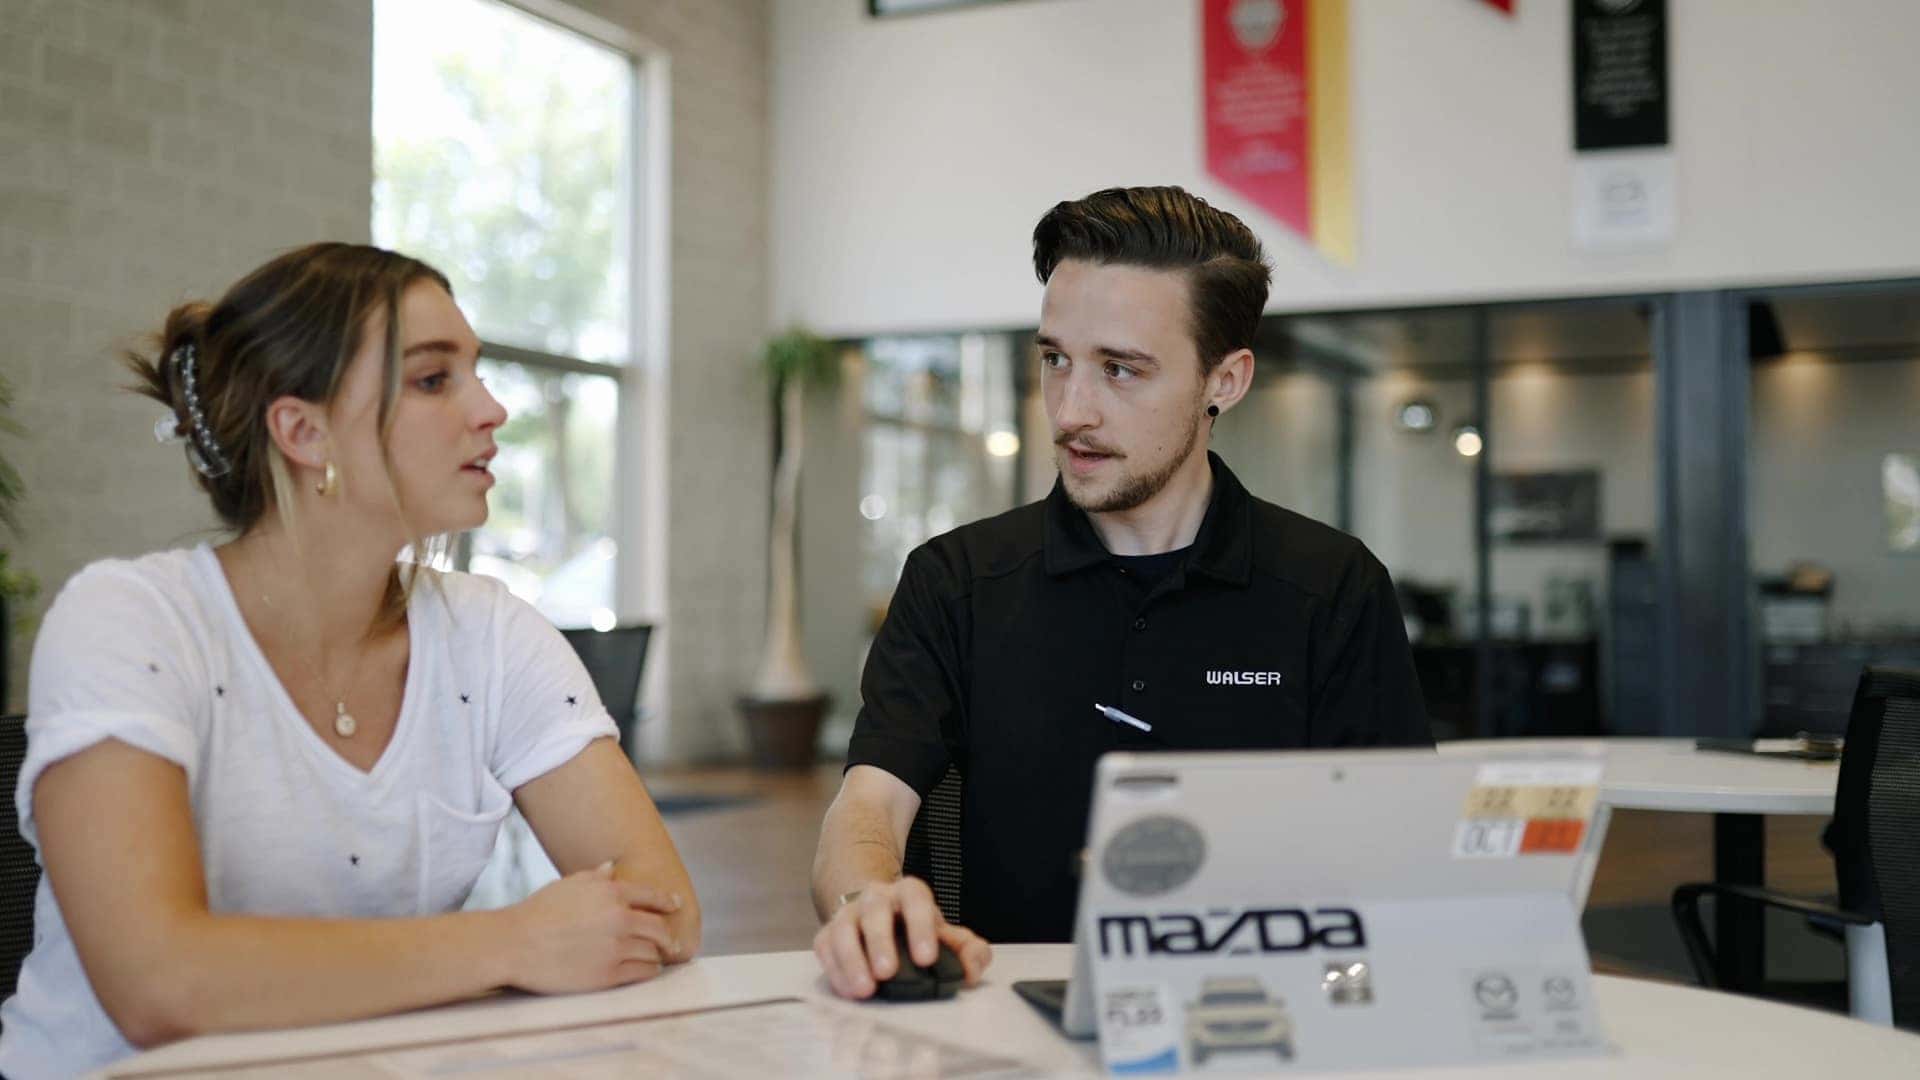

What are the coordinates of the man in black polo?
(810, 186, 1430, 1000)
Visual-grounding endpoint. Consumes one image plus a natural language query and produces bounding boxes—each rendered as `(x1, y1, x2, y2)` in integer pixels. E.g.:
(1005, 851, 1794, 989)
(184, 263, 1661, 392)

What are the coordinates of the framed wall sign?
(1490, 470, 1603, 544)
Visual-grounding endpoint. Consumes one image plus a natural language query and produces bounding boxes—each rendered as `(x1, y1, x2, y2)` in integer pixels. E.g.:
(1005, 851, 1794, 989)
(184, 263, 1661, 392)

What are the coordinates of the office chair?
(1672, 666, 1920, 1030)
(559, 624, 653, 755)
(901, 764, 963, 924)
(0, 714, 39, 1005)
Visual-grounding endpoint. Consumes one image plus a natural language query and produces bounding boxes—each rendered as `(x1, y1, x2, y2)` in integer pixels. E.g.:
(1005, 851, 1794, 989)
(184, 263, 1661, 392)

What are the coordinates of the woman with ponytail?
(0, 243, 698, 1079)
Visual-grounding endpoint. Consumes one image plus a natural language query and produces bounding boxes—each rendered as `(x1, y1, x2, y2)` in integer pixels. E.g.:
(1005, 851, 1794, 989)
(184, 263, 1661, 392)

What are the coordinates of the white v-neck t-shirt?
(0, 545, 619, 1080)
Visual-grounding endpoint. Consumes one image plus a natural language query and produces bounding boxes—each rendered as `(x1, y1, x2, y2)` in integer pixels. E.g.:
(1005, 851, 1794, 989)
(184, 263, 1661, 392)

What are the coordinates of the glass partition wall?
(840, 301, 1661, 742)
(835, 283, 1915, 741)
(858, 334, 1024, 610)
(805, 332, 1028, 749)
(1745, 283, 1920, 736)
(1483, 303, 1657, 738)
(1288, 302, 1655, 740)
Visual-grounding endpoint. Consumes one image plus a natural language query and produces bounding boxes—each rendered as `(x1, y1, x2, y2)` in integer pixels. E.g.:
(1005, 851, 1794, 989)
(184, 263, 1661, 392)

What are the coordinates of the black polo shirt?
(847, 453, 1431, 944)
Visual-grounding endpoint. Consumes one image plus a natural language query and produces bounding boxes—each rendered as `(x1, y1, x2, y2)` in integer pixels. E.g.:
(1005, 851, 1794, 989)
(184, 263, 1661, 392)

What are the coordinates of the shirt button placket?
(1120, 606, 1149, 732)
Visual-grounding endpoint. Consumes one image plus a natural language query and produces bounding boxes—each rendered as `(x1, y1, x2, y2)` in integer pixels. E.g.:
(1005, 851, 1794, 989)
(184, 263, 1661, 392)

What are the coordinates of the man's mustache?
(1054, 433, 1124, 457)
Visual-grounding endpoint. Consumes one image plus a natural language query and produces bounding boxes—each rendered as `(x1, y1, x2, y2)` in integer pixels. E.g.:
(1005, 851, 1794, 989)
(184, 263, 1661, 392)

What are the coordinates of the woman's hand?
(511, 738, 703, 970)
(500, 861, 685, 994)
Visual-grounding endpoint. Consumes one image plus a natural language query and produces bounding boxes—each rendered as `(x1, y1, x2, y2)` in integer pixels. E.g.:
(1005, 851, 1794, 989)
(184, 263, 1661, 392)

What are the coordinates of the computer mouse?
(871, 921, 965, 1001)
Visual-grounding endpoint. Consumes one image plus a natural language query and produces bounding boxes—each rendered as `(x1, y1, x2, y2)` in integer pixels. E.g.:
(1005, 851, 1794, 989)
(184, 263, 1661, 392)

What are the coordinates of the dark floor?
(1581, 808, 1844, 986)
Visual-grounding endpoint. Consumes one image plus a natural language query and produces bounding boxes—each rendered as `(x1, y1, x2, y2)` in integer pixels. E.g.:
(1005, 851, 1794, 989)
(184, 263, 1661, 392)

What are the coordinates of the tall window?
(373, 0, 633, 630)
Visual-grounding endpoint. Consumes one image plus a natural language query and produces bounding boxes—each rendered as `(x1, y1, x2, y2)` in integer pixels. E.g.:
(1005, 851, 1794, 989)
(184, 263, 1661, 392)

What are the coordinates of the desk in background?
(1441, 737, 1838, 994)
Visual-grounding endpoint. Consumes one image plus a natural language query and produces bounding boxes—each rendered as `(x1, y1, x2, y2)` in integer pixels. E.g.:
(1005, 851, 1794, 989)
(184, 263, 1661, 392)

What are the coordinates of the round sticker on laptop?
(1102, 815, 1206, 897)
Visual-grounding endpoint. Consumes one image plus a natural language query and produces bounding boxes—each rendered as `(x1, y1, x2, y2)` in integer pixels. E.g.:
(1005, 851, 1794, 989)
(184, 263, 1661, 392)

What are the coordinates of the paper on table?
(111, 998, 1047, 1079)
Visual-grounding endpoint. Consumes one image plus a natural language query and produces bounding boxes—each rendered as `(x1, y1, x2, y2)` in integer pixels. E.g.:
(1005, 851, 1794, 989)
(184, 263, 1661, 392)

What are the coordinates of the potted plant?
(737, 328, 839, 769)
(0, 372, 36, 711)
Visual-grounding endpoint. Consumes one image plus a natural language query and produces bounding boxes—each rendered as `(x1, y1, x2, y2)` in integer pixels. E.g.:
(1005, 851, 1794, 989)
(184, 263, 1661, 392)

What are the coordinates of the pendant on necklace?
(333, 701, 358, 738)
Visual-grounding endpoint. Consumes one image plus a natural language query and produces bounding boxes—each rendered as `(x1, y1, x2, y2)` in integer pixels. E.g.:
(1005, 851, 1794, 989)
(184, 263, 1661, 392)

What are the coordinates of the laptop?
(1016, 747, 1612, 1053)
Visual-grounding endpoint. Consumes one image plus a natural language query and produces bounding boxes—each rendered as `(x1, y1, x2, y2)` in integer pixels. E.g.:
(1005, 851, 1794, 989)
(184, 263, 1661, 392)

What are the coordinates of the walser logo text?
(1205, 670, 1284, 686)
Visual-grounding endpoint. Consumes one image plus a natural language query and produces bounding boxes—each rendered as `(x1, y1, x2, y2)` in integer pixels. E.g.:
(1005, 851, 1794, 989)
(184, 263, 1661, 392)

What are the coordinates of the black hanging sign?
(1572, 0, 1668, 151)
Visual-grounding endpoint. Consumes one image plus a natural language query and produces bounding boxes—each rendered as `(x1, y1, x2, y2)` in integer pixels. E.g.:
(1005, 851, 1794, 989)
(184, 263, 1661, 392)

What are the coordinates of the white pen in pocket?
(1093, 703, 1152, 733)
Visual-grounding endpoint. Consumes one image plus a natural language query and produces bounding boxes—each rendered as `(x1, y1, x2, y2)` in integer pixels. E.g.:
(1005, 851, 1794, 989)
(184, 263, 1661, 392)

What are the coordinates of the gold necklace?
(257, 584, 367, 740)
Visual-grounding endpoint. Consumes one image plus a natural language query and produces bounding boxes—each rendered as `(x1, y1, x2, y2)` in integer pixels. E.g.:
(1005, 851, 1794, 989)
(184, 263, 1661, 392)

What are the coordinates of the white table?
(1437, 737, 1838, 815)
(106, 945, 1919, 1078)
(1441, 737, 1840, 991)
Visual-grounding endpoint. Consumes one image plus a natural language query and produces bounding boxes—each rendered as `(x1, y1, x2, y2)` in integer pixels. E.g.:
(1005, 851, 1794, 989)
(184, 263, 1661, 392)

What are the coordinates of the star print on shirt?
(147, 662, 160, 674)
(215, 686, 225, 697)
(566, 695, 578, 706)
(459, 693, 470, 704)
(349, 854, 360, 867)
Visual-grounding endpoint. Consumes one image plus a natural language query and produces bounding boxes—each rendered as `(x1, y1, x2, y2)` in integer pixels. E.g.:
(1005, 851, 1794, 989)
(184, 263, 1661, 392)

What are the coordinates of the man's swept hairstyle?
(1032, 186, 1273, 372)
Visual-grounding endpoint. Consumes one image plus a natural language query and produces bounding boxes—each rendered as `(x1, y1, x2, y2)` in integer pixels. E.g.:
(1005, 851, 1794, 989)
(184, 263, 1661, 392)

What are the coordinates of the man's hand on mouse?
(813, 876, 993, 999)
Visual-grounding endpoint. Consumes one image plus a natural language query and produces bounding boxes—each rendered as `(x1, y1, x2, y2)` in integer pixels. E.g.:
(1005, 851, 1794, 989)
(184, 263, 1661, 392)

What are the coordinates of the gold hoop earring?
(315, 461, 337, 497)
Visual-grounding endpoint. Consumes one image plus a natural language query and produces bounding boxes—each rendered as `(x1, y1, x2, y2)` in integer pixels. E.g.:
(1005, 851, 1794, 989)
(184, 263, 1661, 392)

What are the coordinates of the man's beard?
(1059, 402, 1205, 515)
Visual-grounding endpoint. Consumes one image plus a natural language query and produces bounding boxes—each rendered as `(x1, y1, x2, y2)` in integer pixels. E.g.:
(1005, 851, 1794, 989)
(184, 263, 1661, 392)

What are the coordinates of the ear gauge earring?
(1206, 404, 1221, 418)
(315, 461, 338, 497)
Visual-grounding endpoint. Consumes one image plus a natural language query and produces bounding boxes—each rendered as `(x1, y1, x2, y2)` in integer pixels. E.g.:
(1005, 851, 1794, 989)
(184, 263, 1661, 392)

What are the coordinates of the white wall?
(770, 0, 1920, 337)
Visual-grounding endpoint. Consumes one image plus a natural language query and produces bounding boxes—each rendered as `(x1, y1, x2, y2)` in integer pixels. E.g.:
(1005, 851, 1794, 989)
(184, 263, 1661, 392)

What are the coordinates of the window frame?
(373, 0, 665, 631)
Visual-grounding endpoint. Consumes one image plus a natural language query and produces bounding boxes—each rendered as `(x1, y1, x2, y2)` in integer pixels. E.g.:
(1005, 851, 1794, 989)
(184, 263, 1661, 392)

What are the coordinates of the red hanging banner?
(1202, 0, 1310, 239)
(1201, 0, 1353, 263)
(1483, 0, 1515, 13)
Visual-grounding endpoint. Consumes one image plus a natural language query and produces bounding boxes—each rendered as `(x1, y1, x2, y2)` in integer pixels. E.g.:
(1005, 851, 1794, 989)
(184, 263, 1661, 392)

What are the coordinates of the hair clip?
(169, 344, 232, 479)
(153, 412, 186, 445)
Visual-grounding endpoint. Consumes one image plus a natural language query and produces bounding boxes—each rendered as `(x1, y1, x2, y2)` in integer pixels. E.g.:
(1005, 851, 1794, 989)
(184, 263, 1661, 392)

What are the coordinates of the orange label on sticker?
(1520, 819, 1586, 854)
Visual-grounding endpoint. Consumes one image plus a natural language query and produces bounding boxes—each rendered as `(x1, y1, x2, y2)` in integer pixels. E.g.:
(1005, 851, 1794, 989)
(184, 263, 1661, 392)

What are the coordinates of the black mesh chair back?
(1828, 666, 1920, 1029)
(1672, 667, 1920, 1025)
(559, 625, 653, 754)
(0, 714, 38, 1005)
(901, 764, 963, 924)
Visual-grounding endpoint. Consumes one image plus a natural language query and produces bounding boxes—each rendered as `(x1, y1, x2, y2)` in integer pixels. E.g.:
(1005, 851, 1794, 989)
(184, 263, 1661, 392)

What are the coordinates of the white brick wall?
(1, 0, 375, 710)
(2, 0, 773, 766)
